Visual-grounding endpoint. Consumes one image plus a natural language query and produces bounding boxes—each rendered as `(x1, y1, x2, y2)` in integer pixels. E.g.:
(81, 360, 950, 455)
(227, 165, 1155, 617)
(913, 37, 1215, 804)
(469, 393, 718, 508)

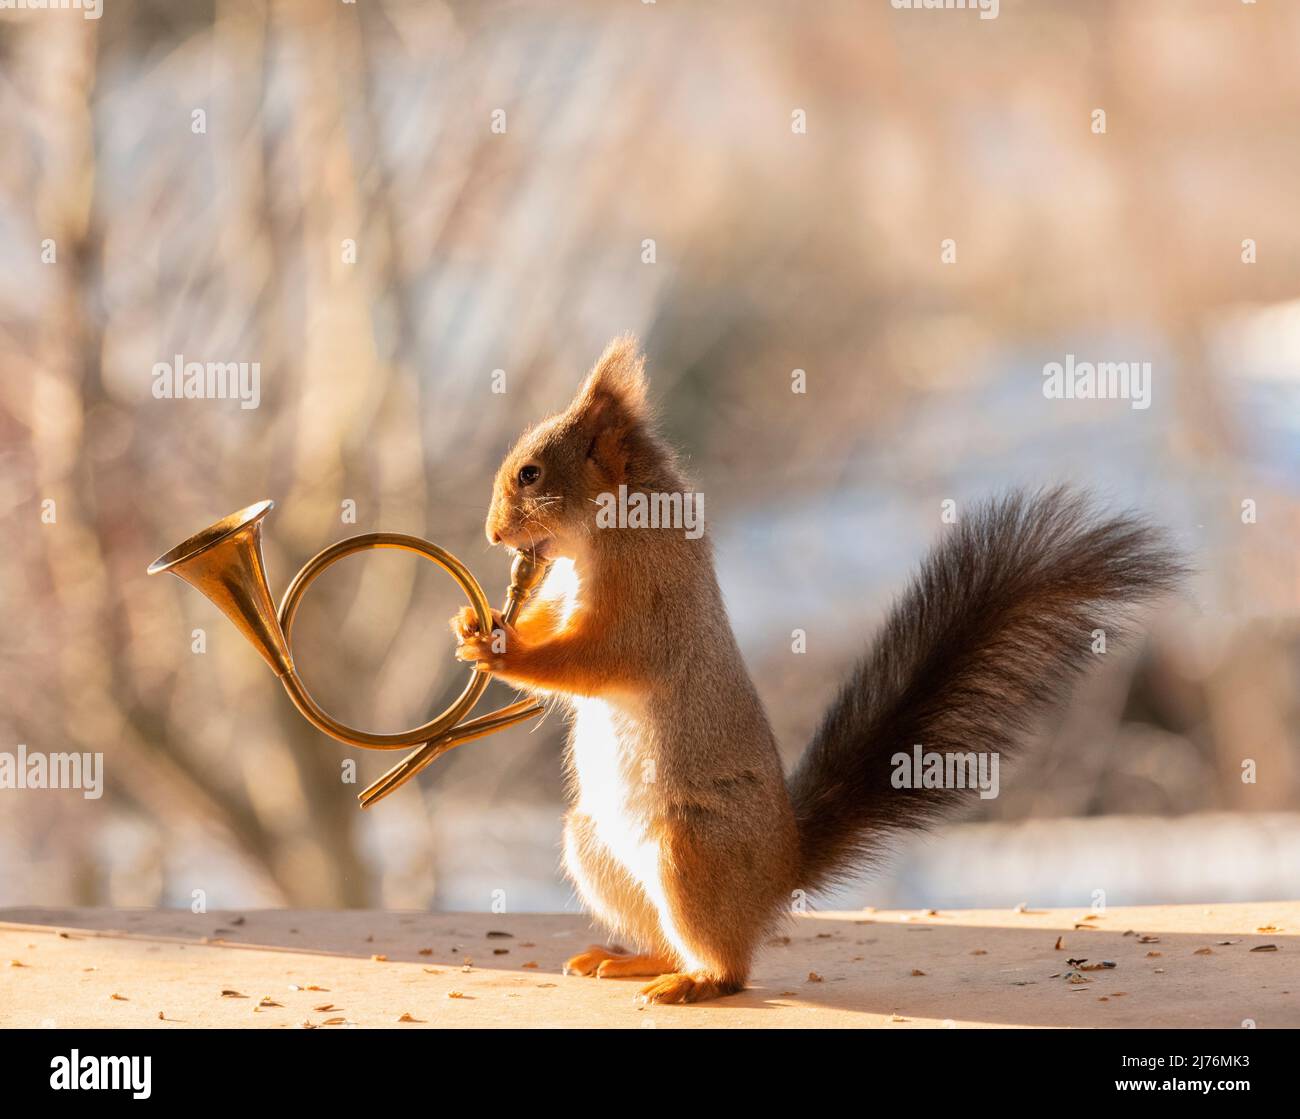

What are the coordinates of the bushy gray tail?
(787, 488, 1185, 892)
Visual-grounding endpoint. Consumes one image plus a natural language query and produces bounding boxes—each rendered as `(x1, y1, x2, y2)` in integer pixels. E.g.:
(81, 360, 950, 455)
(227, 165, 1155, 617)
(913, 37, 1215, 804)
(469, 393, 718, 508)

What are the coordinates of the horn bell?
(146, 499, 294, 677)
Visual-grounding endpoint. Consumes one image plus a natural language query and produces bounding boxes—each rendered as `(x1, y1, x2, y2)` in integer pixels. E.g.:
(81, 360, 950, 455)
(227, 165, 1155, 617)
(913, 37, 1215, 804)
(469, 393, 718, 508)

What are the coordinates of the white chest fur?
(568, 696, 660, 891)
(566, 696, 704, 970)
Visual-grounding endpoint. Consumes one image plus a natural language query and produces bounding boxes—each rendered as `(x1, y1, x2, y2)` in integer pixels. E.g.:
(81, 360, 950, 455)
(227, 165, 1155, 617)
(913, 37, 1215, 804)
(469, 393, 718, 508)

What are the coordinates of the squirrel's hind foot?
(638, 971, 743, 1004)
(563, 944, 627, 976)
(564, 945, 676, 979)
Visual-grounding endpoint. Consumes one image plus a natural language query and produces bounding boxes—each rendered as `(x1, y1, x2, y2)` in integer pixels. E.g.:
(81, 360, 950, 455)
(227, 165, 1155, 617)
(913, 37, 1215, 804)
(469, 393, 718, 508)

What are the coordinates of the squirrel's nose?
(486, 524, 502, 545)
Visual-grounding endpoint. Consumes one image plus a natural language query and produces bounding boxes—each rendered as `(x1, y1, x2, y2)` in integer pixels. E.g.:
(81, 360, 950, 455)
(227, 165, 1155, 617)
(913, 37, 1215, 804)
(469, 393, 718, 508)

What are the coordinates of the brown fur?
(451, 335, 1184, 1003)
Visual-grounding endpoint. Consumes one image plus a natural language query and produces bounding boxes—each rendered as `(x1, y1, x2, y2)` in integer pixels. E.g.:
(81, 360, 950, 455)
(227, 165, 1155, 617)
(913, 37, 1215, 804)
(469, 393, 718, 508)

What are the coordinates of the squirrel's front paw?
(449, 605, 505, 642)
(450, 607, 518, 668)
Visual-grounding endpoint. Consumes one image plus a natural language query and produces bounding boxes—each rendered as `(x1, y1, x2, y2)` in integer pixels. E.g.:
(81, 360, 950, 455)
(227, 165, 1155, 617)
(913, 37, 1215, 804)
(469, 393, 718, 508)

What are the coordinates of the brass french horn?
(146, 500, 551, 808)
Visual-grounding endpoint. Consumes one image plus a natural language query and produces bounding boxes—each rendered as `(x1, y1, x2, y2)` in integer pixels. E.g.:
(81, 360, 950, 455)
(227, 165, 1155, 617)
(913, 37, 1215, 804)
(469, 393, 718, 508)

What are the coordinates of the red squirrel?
(451, 335, 1183, 1004)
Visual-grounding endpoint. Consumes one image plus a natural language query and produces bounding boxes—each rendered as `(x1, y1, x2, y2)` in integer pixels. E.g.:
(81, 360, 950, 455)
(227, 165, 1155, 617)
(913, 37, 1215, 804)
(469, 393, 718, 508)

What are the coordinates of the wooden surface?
(1, 902, 1295, 1028)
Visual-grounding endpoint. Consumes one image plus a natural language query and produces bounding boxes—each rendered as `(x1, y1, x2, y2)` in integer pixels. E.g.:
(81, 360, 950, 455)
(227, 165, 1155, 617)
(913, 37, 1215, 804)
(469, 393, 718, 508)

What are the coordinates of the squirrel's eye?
(517, 464, 541, 487)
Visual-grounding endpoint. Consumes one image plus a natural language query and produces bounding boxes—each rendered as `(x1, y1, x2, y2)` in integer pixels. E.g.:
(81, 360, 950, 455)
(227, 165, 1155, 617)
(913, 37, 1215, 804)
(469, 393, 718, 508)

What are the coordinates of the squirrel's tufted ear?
(567, 335, 649, 480)
(569, 334, 648, 427)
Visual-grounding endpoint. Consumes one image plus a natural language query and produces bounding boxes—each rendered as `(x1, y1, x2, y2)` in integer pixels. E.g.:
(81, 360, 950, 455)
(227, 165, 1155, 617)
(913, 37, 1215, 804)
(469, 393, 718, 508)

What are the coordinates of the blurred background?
(2, 0, 1298, 915)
